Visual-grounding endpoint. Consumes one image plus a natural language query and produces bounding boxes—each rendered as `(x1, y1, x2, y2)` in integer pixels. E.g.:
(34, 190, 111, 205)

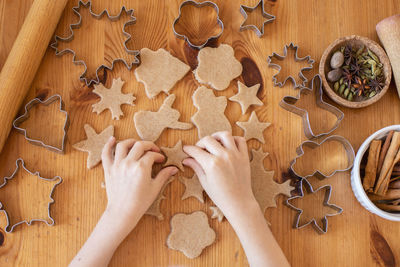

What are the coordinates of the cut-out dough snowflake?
(92, 78, 135, 120)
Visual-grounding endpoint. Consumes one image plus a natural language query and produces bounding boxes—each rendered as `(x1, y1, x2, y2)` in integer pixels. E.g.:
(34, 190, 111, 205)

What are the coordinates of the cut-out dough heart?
(134, 94, 192, 142)
(179, 174, 204, 203)
(134, 48, 190, 98)
(229, 81, 263, 114)
(191, 86, 232, 138)
(236, 111, 271, 143)
(194, 44, 243, 91)
(161, 140, 188, 172)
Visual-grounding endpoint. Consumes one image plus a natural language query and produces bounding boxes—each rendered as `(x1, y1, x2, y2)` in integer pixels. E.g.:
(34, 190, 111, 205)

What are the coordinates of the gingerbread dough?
(210, 206, 224, 222)
(73, 124, 114, 169)
(134, 94, 192, 141)
(229, 81, 263, 114)
(145, 177, 174, 220)
(161, 140, 188, 172)
(92, 78, 135, 120)
(191, 86, 232, 138)
(134, 48, 190, 98)
(167, 211, 216, 259)
(180, 174, 204, 203)
(236, 111, 271, 143)
(250, 149, 294, 212)
(194, 44, 243, 91)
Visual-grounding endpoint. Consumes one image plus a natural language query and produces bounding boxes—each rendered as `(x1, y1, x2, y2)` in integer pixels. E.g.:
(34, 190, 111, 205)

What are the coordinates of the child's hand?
(101, 137, 178, 227)
(183, 131, 255, 219)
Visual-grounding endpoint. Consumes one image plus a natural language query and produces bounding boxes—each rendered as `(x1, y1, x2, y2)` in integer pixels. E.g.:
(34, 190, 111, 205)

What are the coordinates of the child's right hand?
(183, 131, 257, 219)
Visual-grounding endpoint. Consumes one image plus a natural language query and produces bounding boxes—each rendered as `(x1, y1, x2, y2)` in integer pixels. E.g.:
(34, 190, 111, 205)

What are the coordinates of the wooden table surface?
(0, 0, 399, 266)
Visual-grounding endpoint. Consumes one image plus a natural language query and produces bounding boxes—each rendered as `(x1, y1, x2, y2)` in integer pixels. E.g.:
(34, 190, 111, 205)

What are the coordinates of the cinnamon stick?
(369, 189, 400, 201)
(377, 130, 394, 174)
(362, 139, 381, 191)
(375, 203, 400, 212)
(374, 131, 400, 195)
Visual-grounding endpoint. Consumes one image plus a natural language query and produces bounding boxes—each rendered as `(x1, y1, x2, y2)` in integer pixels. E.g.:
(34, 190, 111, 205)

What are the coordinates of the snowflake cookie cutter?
(285, 178, 343, 234)
(13, 94, 69, 154)
(172, 0, 224, 49)
(239, 0, 276, 37)
(0, 158, 63, 233)
(50, 0, 139, 86)
(280, 74, 344, 139)
(290, 135, 355, 181)
(267, 43, 314, 88)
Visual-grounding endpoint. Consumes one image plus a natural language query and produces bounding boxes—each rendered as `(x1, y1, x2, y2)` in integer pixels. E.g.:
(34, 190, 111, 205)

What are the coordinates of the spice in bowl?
(326, 44, 385, 102)
(360, 131, 400, 212)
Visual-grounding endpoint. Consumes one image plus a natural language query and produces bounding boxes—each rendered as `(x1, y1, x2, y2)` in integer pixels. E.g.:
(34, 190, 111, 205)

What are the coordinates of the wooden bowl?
(319, 35, 392, 108)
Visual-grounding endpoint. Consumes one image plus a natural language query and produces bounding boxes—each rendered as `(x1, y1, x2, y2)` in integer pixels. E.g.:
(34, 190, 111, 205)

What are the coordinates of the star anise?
(353, 77, 370, 96)
(369, 76, 385, 92)
(350, 59, 363, 77)
(343, 44, 355, 65)
(342, 68, 353, 87)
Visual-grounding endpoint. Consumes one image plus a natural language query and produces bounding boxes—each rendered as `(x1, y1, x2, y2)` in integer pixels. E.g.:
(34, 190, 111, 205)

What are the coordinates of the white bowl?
(351, 125, 400, 221)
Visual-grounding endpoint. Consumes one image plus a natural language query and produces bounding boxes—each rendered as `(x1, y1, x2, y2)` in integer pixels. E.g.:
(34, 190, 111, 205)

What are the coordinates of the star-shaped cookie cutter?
(13, 94, 69, 154)
(279, 74, 344, 139)
(267, 43, 314, 88)
(0, 158, 63, 233)
(172, 0, 224, 49)
(285, 178, 343, 234)
(50, 0, 139, 86)
(239, 0, 276, 37)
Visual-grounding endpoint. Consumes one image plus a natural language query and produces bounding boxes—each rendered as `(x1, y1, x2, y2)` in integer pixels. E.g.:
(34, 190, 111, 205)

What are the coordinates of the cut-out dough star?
(161, 140, 188, 172)
(209, 206, 224, 222)
(229, 81, 263, 114)
(134, 48, 190, 98)
(180, 174, 204, 203)
(236, 111, 271, 143)
(92, 78, 135, 120)
(73, 124, 114, 169)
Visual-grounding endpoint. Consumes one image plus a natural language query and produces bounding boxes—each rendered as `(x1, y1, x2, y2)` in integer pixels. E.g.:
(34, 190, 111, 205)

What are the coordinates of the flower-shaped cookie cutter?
(285, 178, 343, 234)
(239, 0, 276, 37)
(0, 158, 63, 233)
(172, 0, 224, 49)
(50, 0, 139, 86)
(279, 74, 344, 139)
(267, 43, 314, 88)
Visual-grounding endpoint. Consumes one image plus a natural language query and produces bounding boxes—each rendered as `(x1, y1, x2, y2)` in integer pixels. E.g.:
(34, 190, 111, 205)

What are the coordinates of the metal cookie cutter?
(239, 0, 276, 37)
(285, 178, 343, 234)
(280, 74, 344, 139)
(0, 158, 63, 233)
(13, 94, 69, 154)
(290, 135, 355, 180)
(267, 43, 314, 88)
(50, 0, 139, 86)
(172, 0, 224, 49)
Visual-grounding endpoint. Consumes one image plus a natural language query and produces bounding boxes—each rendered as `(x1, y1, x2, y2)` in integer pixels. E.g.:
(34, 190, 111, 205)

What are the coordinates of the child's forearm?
(225, 199, 290, 267)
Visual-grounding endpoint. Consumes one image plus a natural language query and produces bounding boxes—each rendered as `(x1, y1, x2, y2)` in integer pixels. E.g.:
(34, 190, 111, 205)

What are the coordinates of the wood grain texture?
(0, 0, 399, 266)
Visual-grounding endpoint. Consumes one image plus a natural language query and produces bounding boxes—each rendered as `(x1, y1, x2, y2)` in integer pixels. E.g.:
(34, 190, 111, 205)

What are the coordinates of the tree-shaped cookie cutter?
(290, 135, 355, 180)
(172, 0, 224, 49)
(239, 0, 276, 37)
(279, 74, 344, 139)
(13, 94, 69, 154)
(50, 0, 139, 86)
(285, 178, 343, 234)
(267, 43, 314, 88)
(0, 158, 63, 233)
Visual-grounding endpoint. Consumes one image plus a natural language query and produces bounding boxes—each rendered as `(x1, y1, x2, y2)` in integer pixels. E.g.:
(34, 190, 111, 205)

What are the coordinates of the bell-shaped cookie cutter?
(0, 158, 63, 233)
(50, 0, 139, 86)
(285, 178, 343, 234)
(267, 43, 314, 88)
(13, 94, 69, 154)
(280, 74, 344, 139)
(172, 0, 224, 49)
(239, 0, 276, 37)
(290, 135, 355, 180)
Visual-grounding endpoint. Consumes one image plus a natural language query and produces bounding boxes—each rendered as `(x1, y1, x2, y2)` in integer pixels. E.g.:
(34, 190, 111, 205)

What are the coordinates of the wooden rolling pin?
(376, 15, 400, 98)
(0, 0, 68, 154)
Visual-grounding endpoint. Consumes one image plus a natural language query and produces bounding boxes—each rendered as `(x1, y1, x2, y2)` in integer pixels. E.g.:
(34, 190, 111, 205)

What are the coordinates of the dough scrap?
(92, 78, 135, 120)
(194, 44, 243, 91)
(229, 81, 263, 114)
(134, 48, 190, 98)
(73, 124, 114, 169)
(250, 148, 294, 212)
(191, 86, 232, 138)
(209, 206, 224, 222)
(180, 174, 204, 203)
(161, 140, 188, 172)
(236, 111, 271, 144)
(167, 211, 216, 259)
(134, 94, 192, 142)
